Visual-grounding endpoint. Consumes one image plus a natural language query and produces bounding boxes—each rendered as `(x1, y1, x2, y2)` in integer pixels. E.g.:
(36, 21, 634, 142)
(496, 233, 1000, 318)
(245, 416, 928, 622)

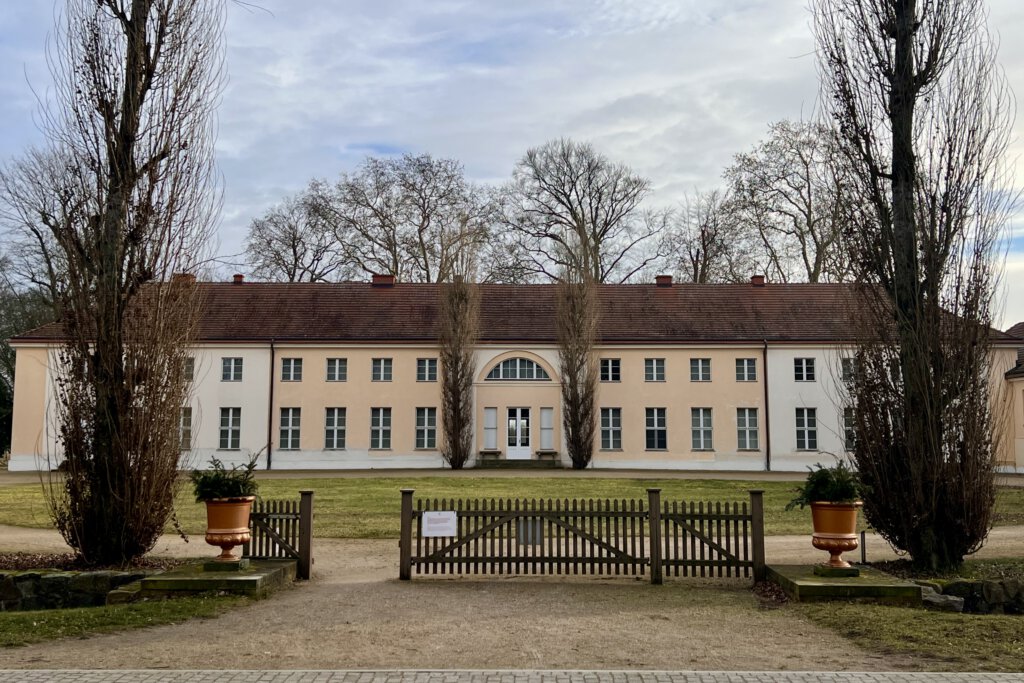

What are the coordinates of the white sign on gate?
(422, 511, 458, 537)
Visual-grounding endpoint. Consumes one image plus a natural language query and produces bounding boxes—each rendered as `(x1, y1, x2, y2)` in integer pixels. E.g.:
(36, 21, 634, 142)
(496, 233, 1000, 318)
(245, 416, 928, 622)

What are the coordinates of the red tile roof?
(14, 281, 1019, 345)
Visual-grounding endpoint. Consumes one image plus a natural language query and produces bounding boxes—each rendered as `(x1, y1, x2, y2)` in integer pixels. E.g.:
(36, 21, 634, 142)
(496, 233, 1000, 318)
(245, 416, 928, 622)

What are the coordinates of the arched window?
(485, 357, 551, 381)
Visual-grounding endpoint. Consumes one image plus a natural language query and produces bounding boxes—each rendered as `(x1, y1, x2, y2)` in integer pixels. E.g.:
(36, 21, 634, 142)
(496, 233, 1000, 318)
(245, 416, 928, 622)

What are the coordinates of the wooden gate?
(399, 488, 765, 584)
(242, 489, 314, 580)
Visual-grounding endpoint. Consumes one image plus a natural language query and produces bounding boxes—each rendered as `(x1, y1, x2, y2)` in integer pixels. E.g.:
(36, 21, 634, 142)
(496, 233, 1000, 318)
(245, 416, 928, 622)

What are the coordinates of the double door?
(506, 407, 531, 460)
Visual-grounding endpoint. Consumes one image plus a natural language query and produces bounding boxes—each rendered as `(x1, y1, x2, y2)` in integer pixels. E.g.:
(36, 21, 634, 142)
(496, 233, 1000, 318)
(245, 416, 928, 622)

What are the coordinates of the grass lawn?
(0, 594, 247, 647)
(795, 557, 1024, 672)
(2, 475, 1023, 538)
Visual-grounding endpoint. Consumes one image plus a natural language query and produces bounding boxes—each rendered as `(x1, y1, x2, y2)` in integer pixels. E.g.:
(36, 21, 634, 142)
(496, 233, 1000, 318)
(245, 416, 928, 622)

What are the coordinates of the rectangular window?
(415, 407, 437, 449)
(600, 407, 622, 450)
(796, 407, 818, 450)
(794, 357, 816, 382)
(540, 407, 554, 450)
(736, 358, 757, 382)
(645, 407, 667, 450)
(843, 407, 856, 451)
(600, 358, 621, 382)
(325, 407, 346, 449)
(644, 358, 665, 382)
(691, 407, 713, 450)
(279, 407, 301, 450)
(281, 358, 303, 382)
(183, 357, 195, 382)
(483, 407, 498, 450)
(326, 358, 348, 382)
(690, 358, 711, 382)
(370, 407, 392, 449)
(841, 358, 857, 383)
(179, 407, 192, 450)
(219, 407, 241, 450)
(737, 408, 759, 450)
(221, 357, 243, 382)
(417, 358, 438, 382)
(372, 358, 393, 382)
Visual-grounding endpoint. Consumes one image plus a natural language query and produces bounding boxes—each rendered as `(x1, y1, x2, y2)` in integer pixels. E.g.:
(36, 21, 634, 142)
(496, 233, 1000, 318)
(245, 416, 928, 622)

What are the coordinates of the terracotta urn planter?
(203, 496, 255, 561)
(810, 501, 862, 568)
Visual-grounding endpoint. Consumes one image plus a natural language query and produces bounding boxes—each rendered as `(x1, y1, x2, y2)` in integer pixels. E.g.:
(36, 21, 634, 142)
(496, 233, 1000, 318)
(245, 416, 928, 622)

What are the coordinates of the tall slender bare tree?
(438, 274, 479, 469)
(0, 0, 222, 565)
(556, 268, 599, 469)
(816, 0, 1013, 570)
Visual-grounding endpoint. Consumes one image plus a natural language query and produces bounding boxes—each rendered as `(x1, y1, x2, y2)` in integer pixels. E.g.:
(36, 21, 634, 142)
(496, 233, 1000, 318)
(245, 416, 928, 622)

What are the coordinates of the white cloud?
(0, 0, 1022, 325)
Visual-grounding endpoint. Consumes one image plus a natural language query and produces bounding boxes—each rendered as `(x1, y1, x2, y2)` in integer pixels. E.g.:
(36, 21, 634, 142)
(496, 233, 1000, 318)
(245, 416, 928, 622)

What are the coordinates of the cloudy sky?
(1, 1, 1023, 328)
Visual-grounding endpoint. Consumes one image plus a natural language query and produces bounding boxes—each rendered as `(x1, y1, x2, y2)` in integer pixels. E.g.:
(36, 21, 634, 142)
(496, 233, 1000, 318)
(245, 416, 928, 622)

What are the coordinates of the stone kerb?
(0, 570, 146, 611)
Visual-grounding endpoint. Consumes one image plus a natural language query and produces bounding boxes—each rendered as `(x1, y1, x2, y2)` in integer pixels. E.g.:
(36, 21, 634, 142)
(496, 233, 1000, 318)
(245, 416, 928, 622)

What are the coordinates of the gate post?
(749, 489, 766, 581)
(298, 490, 314, 580)
(400, 488, 414, 580)
(647, 488, 663, 585)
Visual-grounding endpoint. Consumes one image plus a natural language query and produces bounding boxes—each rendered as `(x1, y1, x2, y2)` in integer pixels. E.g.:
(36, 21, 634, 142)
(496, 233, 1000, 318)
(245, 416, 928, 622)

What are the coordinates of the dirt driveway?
(9, 524, 1024, 671)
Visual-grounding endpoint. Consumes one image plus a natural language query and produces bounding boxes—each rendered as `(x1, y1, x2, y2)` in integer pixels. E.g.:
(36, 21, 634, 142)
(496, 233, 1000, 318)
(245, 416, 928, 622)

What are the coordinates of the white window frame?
(644, 358, 665, 382)
(841, 358, 857, 383)
(221, 357, 243, 382)
(415, 407, 437, 449)
(794, 357, 816, 382)
(279, 407, 301, 450)
(370, 407, 392, 449)
(179, 406, 192, 450)
(485, 358, 551, 381)
(417, 358, 438, 382)
(843, 406, 856, 451)
(691, 407, 713, 450)
(372, 358, 393, 382)
(183, 357, 195, 382)
(736, 408, 759, 450)
(483, 407, 498, 450)
(281, 358, 303, 382)
(796, 407, 818, 450)
(219, 407, 241, 450)
(600, 358, 621, 382)
(735, 358, 756, 382)
(325, 407, 346, 449)
(690, 358, 711, 382)
(600, 407, 622, 450)
(540, 407, 554, 450)
(326, 358, 348, 382)
(645, 407, 667, 450)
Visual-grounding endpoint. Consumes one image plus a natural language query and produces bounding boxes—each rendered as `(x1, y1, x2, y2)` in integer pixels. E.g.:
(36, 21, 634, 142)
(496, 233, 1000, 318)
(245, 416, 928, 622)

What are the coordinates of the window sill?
(413, 448, 437, 451)
(371, 380, 393, 383)
(644, 380, 666, 383)
(690, 379, 711, 383)
(599, 448, 623, 452)
(216, 448, 241, 452)
(325, 448, 347, 451)
(369, 448, 392, 452)
(736, 449, 761, 452)
(645, 449, 668, 452)
(795, 449, 820, 452)
(600, 380, 621, 383)
(691, 449, 715, 452)
(326, 379, 348, 383)
(735, 379, 757, 382)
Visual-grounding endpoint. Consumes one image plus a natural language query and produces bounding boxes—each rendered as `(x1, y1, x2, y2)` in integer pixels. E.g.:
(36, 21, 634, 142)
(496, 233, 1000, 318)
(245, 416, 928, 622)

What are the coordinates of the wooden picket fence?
(242, 490, 314, 580)
(399, 488, 765, 584)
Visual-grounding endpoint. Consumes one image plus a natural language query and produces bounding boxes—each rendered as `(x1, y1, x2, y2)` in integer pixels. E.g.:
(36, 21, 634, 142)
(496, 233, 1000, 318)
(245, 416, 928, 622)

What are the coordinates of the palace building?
(9, 274, 1024, 473)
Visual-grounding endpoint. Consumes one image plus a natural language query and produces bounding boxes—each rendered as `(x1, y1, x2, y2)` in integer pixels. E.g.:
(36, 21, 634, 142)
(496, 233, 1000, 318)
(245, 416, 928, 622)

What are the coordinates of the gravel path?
(2, 525, 1023, 671)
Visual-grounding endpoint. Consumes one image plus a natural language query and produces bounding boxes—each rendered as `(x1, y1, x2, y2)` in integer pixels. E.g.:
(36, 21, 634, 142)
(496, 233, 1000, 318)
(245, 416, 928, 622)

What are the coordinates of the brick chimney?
(750, 274, 766, 287)
(371, 273, 396, 287)
(655, 275, 673, 288)
(232, 274, 244, 284)
(172, 272, 196, 284)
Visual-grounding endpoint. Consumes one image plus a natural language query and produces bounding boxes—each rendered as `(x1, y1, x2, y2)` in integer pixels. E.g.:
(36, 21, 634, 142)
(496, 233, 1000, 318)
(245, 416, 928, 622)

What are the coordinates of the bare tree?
(245, 186, 352, 282)
(438, 276, 479, 469)
(556, 269, 599, 469)
(317, 154, 494, 283)
(0, 0, 222, 565)
(659, 190, 750, 284)
(502, 138, 661, 284)
(817, 0, 1013, 570)
(724, 120, 857, 283)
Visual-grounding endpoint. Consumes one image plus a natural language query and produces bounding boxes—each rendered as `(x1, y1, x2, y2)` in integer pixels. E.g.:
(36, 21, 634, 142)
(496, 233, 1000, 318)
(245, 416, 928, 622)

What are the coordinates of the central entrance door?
(506, 408, 531, 460)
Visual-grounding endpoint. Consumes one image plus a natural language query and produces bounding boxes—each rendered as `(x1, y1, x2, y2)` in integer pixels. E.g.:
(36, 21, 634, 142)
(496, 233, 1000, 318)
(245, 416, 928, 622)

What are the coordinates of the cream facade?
(8, 279, 1024, 473)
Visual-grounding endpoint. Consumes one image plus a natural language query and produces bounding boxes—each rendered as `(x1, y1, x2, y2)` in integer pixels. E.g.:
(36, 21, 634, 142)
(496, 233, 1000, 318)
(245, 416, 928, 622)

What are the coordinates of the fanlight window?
(486, 358, 551, 381)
